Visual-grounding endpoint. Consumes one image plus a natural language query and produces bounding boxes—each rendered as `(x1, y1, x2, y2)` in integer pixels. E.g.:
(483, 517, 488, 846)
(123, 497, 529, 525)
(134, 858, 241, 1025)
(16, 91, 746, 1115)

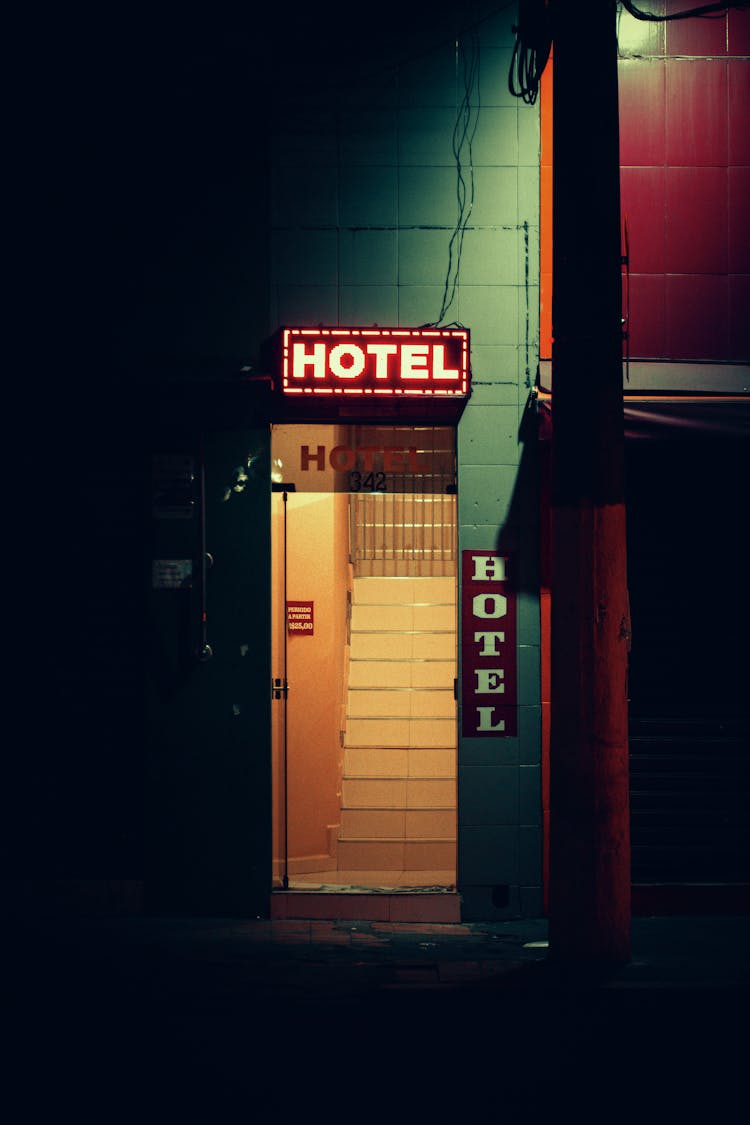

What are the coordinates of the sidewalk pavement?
(4, 913, 748, 1119)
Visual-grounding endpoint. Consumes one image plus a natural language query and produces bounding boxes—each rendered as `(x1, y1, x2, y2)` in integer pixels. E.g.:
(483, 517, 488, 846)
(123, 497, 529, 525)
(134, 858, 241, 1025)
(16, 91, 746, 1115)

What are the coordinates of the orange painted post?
(548, 0, 631, 963)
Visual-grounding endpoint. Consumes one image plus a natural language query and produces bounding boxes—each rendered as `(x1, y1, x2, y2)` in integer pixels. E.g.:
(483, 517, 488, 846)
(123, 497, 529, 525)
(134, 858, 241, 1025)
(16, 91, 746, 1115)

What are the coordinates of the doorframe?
(268, 421, 462, 923)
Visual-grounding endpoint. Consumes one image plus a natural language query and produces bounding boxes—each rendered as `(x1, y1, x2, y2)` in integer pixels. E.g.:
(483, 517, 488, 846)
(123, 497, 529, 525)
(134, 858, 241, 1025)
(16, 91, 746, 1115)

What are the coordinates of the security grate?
(349, 426, 456, 578)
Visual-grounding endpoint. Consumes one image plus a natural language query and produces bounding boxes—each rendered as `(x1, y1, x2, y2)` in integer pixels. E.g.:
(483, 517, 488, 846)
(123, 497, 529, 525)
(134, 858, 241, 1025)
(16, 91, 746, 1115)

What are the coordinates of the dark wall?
(7, 11, 276, 909)
(6, 409, 148, 889)
(626, 435, 750, 883)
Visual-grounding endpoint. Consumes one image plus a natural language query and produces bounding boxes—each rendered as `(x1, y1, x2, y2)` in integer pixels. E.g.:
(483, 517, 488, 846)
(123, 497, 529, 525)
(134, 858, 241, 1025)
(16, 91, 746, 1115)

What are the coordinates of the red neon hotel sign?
(282, 327, 469, 398)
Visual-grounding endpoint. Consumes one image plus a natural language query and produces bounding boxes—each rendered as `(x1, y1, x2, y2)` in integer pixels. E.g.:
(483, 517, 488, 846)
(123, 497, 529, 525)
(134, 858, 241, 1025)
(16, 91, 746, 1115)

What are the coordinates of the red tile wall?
(619, 12, 749, 363)
(729, 275, 750, 358)
(728, 7, 750, 55)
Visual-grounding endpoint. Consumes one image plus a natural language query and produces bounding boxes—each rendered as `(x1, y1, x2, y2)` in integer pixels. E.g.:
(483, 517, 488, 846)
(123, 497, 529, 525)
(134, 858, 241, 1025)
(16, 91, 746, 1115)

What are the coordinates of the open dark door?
(147, 417, 272, 917)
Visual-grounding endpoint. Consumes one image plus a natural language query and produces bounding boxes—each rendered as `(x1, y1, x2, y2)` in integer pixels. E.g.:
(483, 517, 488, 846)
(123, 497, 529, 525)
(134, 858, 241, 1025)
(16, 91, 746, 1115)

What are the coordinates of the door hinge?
(272, 677, 289, 700)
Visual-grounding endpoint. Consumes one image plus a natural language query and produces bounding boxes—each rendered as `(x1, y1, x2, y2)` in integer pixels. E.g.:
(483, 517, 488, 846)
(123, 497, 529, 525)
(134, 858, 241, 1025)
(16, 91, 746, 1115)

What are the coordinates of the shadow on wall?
(493, 392, 542, 599)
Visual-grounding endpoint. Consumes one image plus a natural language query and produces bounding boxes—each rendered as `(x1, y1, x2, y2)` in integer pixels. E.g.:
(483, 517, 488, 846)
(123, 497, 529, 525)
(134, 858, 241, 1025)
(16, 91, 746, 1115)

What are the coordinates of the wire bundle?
(436, 34, 481, 326)
(621, 1, 749, 21)
(508, 0, 552, 105)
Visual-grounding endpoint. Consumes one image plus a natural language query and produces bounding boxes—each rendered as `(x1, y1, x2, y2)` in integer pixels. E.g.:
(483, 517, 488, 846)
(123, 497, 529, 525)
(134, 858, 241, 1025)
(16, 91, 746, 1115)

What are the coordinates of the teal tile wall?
(397, 286, 445, 325)
(519, 826, 543, 885)
(458, 403, 520, 465)
(398, 166, 457, 227)
(398, 107, 456, 165)
(398, 229, 451, 284)
(340, 166, 398, 227)
(460, 228, 520, 286)
(459, 825, 519, 885)
(459, 735, 520, 768)
(477, 48, 518, 106)
(270, 8, 542, 917)
(470, 167, 519, 224)
(519, 108, 542, 167)
(520, 885, 544, 916)
(461, 885, 522, 922)
(469, 346, 522, 400)
(272, 286, 338, 328)
(518, 589, 542, 646)
(397, 41, 460, 107)
(339, 109, 398, 164)
(457, 464, 519, 526)
(520, 765, 542, 825)
(271, 165, 339, 227)
(518, 645, 541, 705)
(459, 765, 520, 826)
(518, 706, 542, 766)
(472, 106, 521, 166)
(339, 286, 399, 325)
(271, 230, 338, 286)
(458, 285, 520, 346)
(339, 230, 398, 286)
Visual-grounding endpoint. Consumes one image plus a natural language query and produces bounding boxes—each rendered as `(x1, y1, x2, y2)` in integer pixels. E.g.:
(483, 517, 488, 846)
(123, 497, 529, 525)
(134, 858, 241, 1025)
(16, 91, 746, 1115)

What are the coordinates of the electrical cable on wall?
(620, 1, 750, 20)
(435, 32, 481, 327)
(507, 1, 748, 106)
(508, 0, 552, 105)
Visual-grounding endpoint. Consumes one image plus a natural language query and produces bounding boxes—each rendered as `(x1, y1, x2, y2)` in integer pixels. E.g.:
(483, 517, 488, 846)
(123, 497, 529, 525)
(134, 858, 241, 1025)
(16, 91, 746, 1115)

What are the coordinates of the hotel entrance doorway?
(271, 423, 458, 893)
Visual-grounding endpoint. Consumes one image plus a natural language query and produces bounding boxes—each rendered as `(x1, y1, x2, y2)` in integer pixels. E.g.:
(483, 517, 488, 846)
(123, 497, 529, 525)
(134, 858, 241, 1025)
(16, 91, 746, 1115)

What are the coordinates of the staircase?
(337, 576, 457, 881)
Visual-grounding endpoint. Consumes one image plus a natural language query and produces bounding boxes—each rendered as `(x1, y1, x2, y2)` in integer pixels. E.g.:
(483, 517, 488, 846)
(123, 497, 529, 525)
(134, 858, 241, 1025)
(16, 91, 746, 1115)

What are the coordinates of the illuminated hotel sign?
(281, 327, 470, 398)
(461, 551, 517, 738)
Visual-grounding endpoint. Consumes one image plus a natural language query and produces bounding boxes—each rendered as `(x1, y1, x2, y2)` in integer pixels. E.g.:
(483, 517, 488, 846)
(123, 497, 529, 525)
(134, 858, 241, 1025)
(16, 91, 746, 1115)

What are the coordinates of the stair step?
(348, 633, 456, 660)
(345, 718, 455, 748)
(342, 778, 455, 809)
(344, 747, 456, 779)
(348, 660, 455, 689)
(341, 808, 455, 840)
(351, 604, 456, 632)
(337, 839, 456, 871)
(347, 689, 455, 720)
(352, 577, 456, 605)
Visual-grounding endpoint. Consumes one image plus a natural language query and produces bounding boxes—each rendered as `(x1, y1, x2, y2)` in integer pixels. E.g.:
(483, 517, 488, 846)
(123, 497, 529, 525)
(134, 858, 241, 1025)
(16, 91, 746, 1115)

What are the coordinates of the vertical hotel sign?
(461, 551, 517, 737)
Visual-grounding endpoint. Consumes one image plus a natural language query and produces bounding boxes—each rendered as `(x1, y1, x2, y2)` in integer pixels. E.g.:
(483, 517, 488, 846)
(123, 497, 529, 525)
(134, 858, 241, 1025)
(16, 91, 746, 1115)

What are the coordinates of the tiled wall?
(270, 7, 542, 918)
(618, 4, 750, 362)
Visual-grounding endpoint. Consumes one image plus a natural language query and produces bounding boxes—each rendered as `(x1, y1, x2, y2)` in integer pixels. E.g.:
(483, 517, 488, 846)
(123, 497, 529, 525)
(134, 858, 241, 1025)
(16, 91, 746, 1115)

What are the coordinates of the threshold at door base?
(270, 889, 461, 923)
